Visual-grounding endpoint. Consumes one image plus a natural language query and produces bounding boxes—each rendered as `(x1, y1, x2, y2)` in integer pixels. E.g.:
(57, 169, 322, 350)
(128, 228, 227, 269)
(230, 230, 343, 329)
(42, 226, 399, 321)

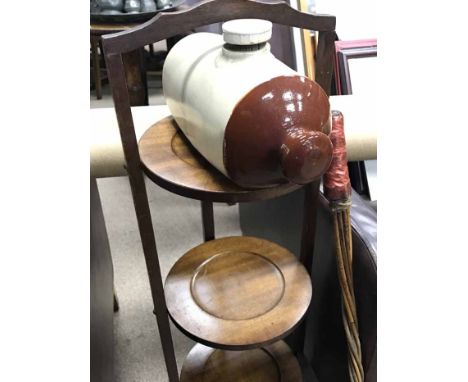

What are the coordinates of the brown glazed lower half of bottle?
(224, 75, 333, 188)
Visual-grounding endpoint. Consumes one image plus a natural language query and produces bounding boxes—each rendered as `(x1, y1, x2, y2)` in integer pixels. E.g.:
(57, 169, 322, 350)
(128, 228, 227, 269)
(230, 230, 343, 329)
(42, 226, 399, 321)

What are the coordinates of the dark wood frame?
(334, 39, 377, 95)
(101, 1, 336, 380)
(335, 40, 377, 199)
(337, 45, 377, 94)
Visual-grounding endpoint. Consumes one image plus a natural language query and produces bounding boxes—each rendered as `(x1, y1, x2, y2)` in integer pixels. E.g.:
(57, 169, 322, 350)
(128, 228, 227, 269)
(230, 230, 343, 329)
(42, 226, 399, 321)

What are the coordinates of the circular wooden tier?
(138, 116, 301, 203)
(165, 236, 312, 350)
(180, 340, 302, 382)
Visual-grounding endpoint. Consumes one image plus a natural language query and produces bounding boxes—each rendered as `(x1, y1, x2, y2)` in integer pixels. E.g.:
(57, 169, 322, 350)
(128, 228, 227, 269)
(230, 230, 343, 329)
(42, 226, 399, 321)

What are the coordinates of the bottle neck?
(223, 42, 267, 52)
(221, 42, 271, 60)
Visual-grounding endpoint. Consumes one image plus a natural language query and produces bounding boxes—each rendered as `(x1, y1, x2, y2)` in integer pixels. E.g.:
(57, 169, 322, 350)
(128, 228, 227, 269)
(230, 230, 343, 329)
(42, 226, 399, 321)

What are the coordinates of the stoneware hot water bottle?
(163, 19, 333, 188)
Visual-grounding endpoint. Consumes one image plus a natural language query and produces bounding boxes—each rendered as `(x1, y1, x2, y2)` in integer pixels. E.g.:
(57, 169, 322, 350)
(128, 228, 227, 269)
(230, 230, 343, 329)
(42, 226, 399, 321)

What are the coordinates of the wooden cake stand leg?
(122, 49, 148, 107)
(105, 53, 179, 382)
(287, 181, 321, 355)
(128, 167, 179, 382)
(201, 200, 215, 242)
(286, 28, 337, 357)
(130, 174, 179, 382)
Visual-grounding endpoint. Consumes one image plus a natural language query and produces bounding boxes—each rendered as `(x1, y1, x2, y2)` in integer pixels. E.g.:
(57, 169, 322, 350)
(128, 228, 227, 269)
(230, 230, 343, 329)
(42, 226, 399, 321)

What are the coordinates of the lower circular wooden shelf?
(180, 340, 303, 382)
(165, 236, 312, 350)
(138, 116, 301, 203)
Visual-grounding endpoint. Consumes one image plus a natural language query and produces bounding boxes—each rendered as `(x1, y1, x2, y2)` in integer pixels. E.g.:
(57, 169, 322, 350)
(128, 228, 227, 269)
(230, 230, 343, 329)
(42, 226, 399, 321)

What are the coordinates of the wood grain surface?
(180, 340, 302, 382)
(91, 23, 140, 36)
(164, 236, 312, 350)
(138, 116, 302, 202)
(102, 0, 335, 55)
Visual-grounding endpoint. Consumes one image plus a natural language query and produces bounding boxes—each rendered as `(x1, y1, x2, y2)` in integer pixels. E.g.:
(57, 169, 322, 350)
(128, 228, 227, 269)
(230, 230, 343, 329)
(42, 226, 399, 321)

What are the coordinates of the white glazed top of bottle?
(222, 19, 273, 45)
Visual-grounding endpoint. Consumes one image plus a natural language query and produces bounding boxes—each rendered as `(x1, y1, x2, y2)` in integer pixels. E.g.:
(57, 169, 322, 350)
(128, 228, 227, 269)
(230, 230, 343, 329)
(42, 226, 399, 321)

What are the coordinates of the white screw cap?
(222, 19, 273, 45)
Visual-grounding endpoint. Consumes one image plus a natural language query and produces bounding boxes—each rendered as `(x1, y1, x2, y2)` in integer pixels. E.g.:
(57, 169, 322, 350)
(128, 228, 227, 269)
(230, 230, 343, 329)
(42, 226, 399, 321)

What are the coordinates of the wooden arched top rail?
(101, 0, 336, 54)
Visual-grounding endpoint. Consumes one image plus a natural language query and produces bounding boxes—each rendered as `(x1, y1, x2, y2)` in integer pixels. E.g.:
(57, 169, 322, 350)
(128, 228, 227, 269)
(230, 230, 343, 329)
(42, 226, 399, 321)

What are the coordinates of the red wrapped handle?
(323, 110, 352, 202)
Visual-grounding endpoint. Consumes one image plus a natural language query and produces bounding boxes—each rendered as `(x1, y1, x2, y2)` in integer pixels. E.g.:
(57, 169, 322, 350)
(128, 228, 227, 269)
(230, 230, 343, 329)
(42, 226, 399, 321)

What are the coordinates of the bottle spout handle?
(280, 127, 333, 185)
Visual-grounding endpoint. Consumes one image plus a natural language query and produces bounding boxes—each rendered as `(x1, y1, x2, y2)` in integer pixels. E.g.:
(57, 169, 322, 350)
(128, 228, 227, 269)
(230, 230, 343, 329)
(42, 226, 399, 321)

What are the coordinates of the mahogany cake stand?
(102, 2, 336, 380)
(137, 117, 317, 380)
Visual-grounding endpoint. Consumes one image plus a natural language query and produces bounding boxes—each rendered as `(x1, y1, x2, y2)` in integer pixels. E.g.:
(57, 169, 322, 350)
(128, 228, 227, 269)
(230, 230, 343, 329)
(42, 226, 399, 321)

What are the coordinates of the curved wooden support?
(102, 0, 335, 54)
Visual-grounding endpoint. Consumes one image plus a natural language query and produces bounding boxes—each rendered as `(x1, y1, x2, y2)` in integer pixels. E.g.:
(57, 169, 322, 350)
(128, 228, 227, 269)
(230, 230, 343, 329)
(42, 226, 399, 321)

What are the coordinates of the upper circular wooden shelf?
(138, 116, 301, 203)
(180, 340, 302, 382)
(164, 236, 312, 350)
